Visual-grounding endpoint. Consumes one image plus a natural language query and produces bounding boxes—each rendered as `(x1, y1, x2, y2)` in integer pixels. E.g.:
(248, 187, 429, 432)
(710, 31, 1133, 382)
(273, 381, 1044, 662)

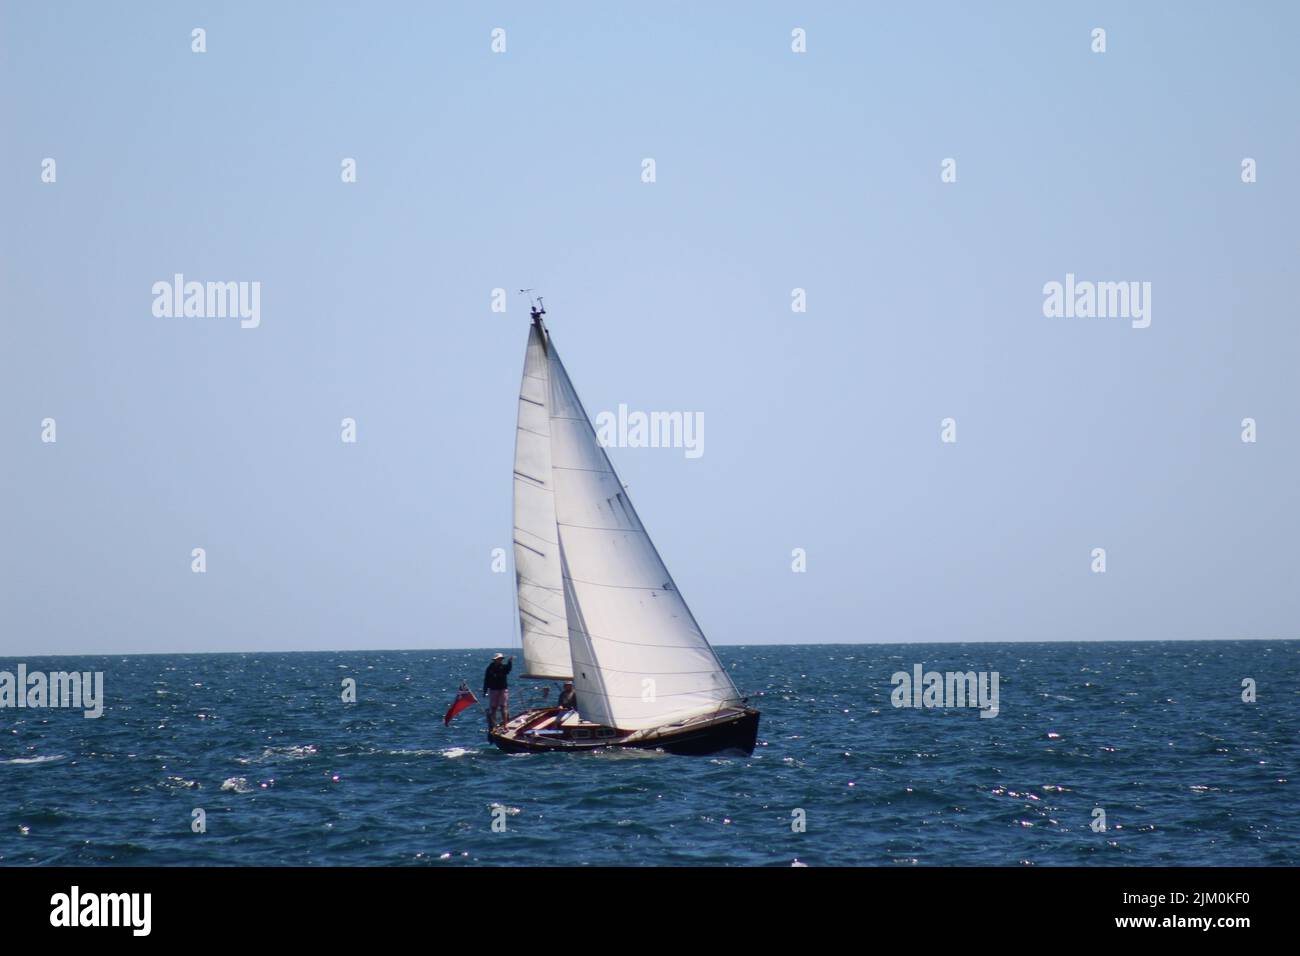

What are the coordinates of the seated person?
(557, 680, 577, 710)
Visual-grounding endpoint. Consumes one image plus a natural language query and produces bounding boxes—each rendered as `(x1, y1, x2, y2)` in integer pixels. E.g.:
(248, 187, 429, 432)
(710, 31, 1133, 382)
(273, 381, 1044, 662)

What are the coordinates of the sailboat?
(489, 299, 760, 756)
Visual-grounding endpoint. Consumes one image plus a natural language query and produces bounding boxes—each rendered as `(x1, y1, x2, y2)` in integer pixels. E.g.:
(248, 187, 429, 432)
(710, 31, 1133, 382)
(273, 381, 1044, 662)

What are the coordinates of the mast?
(511, 294, 572, 679)
(525, 290, 547, 350)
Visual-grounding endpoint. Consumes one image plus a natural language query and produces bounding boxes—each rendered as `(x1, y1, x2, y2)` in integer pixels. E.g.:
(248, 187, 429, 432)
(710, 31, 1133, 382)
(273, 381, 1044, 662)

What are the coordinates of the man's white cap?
(493, 652, 504, 660)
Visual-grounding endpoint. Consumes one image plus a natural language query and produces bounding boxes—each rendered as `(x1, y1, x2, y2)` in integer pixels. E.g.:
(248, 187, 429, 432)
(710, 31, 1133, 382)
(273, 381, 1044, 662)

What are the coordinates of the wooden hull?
(488, 706, 760, 756)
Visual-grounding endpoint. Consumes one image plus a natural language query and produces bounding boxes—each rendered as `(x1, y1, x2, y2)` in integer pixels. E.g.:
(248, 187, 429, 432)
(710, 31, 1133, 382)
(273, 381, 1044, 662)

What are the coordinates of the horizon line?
(0, 636, 1294, 661)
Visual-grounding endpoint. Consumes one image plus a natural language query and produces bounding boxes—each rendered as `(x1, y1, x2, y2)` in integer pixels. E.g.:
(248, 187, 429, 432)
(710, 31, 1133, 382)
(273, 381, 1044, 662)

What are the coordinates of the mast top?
(519, 289, 546, 326)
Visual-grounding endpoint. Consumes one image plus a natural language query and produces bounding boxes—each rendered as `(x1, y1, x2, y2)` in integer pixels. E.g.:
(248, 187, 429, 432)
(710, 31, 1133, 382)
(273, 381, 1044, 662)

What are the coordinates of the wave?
(5, 643, 1295, 866)
(238, 744, 319, 764)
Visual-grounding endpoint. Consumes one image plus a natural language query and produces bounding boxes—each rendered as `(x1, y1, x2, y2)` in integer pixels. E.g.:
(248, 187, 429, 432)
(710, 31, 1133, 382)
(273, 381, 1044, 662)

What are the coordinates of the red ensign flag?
(444, 684, 478, 726)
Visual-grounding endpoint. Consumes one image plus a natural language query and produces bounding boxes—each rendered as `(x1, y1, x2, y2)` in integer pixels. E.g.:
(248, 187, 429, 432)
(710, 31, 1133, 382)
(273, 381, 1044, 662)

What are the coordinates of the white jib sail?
(512, 323, 573, 679)
(545, 334, 740, 730)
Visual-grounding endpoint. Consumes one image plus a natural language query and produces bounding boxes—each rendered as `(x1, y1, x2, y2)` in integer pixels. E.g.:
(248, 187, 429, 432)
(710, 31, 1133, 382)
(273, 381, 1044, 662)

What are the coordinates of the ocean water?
(1, 642, 1296, 866)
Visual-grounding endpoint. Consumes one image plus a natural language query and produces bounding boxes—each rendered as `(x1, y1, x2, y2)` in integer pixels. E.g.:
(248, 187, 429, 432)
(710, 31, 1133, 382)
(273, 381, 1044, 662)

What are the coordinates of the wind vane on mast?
(519, 289, 546, 323)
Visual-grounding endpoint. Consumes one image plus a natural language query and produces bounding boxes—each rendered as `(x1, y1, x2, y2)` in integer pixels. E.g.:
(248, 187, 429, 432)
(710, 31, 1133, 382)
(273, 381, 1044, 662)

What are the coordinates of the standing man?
(483, 653, 514, 729)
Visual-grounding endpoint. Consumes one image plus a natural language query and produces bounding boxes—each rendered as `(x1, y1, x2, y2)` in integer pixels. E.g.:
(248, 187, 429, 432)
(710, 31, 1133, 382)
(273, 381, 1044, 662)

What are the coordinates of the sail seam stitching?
(556, 521, 649, 533)
(562, 575, 673, 592)
(567, 626, 708, 648)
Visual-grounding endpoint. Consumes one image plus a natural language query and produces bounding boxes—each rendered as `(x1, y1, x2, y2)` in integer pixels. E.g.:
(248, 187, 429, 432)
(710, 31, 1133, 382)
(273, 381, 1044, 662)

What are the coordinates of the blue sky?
(2, 2, 1296, 655)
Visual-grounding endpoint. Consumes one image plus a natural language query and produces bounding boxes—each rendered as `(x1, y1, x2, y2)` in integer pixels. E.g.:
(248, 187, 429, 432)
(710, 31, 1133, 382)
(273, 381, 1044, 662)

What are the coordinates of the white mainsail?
(511, 323, 573, 679)
(539, 325, 741, 731)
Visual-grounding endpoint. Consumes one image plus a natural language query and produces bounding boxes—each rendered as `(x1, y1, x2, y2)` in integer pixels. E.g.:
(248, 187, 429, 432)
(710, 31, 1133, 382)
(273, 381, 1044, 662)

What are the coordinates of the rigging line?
(522, 630, 569, 642)
(556, 521, 649, 533)
(550, 464, 616, 475)
(512, 582, 564, 598)
(515, 579, 563, 593)
(515, 592, 563, 610)
(562, 574, 674, 592)
(566, 683, 737, 700)
(516, 596, 563, 617)
(567, 625, 708, 649)
(564, 662, 726, 678)
(516, 599, 567, 634)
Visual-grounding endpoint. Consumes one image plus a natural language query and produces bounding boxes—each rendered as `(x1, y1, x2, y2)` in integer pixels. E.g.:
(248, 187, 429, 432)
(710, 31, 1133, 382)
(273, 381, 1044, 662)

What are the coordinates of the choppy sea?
(1, 642, 1296, 866)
